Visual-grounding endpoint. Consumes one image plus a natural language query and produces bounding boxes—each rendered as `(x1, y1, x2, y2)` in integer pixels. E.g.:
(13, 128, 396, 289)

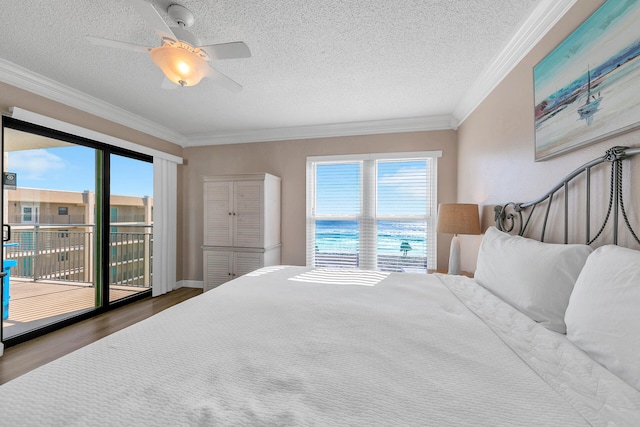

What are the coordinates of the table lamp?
(436, 203, 481, 275)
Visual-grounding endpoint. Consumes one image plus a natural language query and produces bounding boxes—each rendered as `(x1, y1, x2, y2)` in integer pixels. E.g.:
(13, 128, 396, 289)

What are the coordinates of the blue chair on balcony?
(3, 243, 19, 320)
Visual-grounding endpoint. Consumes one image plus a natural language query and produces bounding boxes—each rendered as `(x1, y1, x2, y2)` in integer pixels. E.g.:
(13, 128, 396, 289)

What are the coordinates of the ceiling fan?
(87, 0, 251, 91)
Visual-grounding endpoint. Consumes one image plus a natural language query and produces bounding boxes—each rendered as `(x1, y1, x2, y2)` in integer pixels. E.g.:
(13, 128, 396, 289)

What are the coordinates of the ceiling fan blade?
(200, 42, 252, 60)
(130, 0, 176, 41)
(206, 67, 243, 93)
(86, 36, 150, 53)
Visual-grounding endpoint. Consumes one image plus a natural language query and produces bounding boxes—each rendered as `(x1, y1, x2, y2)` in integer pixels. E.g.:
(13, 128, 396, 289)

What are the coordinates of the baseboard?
(177, 280, 203, 289)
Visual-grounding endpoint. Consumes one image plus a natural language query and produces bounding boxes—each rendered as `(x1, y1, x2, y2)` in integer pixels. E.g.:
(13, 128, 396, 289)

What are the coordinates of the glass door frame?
(1, 116, 153, 346)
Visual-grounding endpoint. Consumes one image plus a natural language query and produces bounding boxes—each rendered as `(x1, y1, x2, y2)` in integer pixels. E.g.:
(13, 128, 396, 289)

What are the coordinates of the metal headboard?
(494, 146, 640, 246)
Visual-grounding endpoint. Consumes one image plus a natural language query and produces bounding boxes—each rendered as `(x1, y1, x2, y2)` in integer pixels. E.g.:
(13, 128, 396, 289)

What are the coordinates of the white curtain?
(152, 157, 178, 296)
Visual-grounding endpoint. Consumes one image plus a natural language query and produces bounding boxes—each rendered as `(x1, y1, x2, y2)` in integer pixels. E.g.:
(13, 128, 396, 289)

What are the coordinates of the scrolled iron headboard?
(494, 146, 640, 246)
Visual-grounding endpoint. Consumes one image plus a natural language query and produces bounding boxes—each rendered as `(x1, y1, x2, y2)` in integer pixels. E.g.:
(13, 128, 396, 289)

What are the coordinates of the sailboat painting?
(534, 0, 640, 161)
(576, 66, 603, 125)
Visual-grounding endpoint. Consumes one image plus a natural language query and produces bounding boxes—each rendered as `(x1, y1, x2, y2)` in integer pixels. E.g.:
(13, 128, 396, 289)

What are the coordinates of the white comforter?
(0, 266, 638, 426)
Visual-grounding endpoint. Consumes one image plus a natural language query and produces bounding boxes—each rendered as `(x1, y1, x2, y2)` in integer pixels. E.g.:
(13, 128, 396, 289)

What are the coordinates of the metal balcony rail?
(110, 230, 153, 287)
(4, 225, 153, 288)
(313, 252, 427, 272)
(9, 214, 148, 225)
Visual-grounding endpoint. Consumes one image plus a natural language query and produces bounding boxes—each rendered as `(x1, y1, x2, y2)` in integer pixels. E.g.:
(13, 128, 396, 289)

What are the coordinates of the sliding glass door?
(109, 154, 153, 303)
(1, 117, 152, 343)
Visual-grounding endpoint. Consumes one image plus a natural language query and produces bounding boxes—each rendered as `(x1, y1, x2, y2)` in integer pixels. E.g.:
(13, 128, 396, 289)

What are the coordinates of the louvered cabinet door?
(234, 180, 263, 248)
(204, 181, 234, 247)
(203, 250, 234, 291)
(234, 251, 264, 277)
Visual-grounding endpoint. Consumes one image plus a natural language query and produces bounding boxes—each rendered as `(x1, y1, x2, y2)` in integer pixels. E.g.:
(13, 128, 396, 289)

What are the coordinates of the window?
(306, 151, 441, 272)
(21, 205, 39, 224)
(23, 207, 33, 222)
(58, 207, 68, 215)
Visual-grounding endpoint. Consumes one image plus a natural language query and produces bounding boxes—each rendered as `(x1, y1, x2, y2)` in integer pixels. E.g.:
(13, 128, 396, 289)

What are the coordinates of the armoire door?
(233, 180, 263, 248)
(204, 181, 234, 247)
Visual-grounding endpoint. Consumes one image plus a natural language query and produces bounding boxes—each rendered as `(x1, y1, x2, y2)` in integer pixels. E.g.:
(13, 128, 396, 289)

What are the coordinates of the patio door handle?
(2, 224, 10, 242)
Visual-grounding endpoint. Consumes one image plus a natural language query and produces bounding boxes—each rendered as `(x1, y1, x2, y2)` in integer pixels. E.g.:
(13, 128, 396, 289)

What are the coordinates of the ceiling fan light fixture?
(150, 44, 209, 87)
(86, 0, 248, 91)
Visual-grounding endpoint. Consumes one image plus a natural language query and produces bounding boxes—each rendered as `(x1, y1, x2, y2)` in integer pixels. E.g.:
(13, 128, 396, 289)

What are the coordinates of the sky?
(315, 160, 428, 216)
(7, 146, 153, 197)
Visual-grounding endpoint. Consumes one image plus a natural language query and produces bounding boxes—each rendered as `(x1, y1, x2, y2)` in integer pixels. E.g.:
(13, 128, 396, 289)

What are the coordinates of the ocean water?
(314, 220, 426, 257)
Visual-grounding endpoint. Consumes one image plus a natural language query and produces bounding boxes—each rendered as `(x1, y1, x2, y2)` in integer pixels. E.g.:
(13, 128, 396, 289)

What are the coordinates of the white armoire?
(202, 173, 281, 291)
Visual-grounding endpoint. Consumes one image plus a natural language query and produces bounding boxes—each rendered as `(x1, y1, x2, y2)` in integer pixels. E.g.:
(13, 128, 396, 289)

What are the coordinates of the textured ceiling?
(0, 0, 571, 147)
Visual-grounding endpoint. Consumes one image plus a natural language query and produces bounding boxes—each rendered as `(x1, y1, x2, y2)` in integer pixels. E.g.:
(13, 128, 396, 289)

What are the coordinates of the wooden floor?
(0, 286, 202, 385)
(3, 278, 148, 338)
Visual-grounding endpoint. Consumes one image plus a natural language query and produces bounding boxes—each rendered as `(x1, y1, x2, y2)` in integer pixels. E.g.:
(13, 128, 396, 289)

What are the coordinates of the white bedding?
(0, 266, 638, 426)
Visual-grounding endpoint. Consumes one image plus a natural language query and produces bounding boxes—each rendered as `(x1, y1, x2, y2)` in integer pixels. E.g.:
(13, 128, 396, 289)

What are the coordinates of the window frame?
(306, 151, 441, 271)
(21, 204, 39, 224)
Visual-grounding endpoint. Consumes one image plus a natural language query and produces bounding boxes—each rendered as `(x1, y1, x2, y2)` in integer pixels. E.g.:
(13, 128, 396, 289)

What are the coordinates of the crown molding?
(452, 0, 577, 126)
(0, 58, 186, 146)
(184, 115, 457, 147)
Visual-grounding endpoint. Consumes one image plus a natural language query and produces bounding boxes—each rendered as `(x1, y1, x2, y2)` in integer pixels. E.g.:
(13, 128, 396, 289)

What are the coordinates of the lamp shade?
(436, 203, 481, 235)
(150, 45, 210, 87)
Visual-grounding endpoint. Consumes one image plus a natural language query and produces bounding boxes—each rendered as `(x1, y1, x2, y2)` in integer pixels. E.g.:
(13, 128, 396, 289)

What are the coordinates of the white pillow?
(565, 245, 640, 391)
(475, 226, 592, 333)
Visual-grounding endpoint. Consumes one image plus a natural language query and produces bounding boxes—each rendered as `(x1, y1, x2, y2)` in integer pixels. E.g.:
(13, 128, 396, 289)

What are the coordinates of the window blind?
(306, 151, 440, 272)
(309, 162, 361, 268)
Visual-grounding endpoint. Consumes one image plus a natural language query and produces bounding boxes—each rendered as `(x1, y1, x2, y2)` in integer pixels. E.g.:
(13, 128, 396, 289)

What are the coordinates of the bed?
(0, 146, 639, 426)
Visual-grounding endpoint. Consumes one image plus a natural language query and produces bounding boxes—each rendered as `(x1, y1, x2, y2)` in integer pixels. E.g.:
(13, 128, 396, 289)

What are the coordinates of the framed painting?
(534, 0, 640, 161)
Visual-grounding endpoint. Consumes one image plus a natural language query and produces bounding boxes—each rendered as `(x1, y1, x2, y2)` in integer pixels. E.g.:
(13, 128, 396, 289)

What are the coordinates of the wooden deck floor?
(3, 278, 148, 339)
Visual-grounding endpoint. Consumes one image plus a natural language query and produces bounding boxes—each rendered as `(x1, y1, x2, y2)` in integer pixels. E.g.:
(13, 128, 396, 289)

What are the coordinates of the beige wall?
(181, 130, 458, 282)
(457, 0, 640, 272)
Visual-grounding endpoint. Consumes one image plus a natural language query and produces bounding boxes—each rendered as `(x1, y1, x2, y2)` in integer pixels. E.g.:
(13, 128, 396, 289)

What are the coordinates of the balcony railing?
(4, 224, 153, 288)
(110, 229, 153, 287)
(313, 252, 427, 272)
(9, 214, 148, 225)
